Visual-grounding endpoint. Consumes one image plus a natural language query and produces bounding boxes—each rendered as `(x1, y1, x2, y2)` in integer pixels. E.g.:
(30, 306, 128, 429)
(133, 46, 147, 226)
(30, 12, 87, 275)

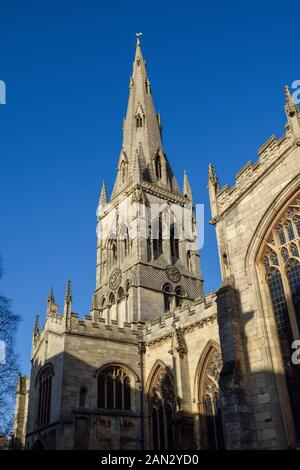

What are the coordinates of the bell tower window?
(136, 115, 143, 128)
(155, 155, 162, 180)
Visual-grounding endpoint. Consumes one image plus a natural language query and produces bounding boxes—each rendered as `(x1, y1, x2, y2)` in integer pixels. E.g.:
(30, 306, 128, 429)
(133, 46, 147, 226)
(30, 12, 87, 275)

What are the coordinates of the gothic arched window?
(120, 225, 130, 260)
(170, 223, 179, 259)
(198, 347, 224, 450)
(261, 195, 300, 438)
(149, 366, 176, 450)
(36, 364, 54, 427)
(153, 213, 163, 257)
(175, 286, 185, 308)
(163, 283, 173, 312)
(136, 114, 143, 128)
(97, 366, 131, 410)
(155, 155, 162, 180)
(108, 235, 117, 268)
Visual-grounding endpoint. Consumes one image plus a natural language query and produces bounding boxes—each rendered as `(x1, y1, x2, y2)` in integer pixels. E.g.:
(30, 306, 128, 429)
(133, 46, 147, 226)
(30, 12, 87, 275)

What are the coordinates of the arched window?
(120, 225, 130, 260)
(163, 283, 173, 312)
(170, 223, 179, 259)
(136, 115, 143, 128)
(97, 366, 131, 410)
(108, 235, 117, 268)
(155, 155, 162, 180)
(37, 365, 54, 427)
(198, 347, 224, 449)
(187, 250, 192, 271)
(153, 213, 163, 257)
(175, 286, 185, 308)
(261, 195, 300, 439)
(149, 366, 176, 450)
(118, 287, 125, 299)
(286, 259, 300, 318)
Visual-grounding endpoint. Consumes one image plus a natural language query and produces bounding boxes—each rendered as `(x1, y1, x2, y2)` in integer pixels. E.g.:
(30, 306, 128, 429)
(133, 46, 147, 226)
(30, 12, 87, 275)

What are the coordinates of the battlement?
(145, 292, 217, 343)
(216, 129, 293, 216)
(32, 291, 217, 354)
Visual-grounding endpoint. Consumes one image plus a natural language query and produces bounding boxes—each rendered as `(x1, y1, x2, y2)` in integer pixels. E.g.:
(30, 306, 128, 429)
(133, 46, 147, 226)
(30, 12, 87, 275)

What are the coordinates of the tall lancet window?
(260, 194, 300, 439)
(149, 366, 176, 450)
(108, 234, 117, 269)
(198, 346, 224, 450)
(136, 114, 143, 128)
(153, 212, 163, 257)
(155, 155, 162, 180)
(37, 365, 54, 427)
(170, 223, 180, 260)
(120, 225, 130, 261)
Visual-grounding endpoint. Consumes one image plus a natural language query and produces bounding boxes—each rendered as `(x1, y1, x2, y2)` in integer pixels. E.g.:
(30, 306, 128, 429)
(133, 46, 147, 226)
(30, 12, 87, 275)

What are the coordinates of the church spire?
(110, 35, 181, 199)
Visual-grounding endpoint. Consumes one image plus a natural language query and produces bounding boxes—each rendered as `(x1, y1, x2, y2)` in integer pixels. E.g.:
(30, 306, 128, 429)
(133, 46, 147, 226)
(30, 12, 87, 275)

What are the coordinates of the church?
(13, 37, 300, 450)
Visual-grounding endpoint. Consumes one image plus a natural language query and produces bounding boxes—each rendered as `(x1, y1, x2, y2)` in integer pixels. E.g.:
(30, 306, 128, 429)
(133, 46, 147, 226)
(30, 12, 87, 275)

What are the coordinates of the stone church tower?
(13, 37, 300, 451)
(14, 38, 221, 450)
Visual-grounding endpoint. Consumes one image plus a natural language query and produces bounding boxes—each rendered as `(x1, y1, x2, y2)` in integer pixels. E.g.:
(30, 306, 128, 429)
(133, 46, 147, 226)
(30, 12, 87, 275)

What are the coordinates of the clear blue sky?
(0, 0, 299, 374)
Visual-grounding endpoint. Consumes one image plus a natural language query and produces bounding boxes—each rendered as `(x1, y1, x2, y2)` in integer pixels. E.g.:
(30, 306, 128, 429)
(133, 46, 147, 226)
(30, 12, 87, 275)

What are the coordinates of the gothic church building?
(14, 38, 300, 450)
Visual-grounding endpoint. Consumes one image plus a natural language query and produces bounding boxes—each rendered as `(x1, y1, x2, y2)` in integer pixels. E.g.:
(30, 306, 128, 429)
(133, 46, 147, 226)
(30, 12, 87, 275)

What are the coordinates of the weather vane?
(136, 32, 142, 44)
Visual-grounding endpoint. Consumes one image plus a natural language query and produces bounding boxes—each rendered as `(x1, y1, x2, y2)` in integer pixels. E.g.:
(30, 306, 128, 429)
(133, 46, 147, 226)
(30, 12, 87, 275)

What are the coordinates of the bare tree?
(0, 259, 20, 437)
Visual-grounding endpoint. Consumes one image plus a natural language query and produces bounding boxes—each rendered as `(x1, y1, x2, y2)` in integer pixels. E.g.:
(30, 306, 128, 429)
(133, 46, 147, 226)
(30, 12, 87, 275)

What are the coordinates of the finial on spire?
(136, 32, 142, 45)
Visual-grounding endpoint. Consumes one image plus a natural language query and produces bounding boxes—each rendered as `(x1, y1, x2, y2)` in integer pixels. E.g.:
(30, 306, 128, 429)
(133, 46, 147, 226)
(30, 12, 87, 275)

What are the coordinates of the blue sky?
(0, 0, 299, 374)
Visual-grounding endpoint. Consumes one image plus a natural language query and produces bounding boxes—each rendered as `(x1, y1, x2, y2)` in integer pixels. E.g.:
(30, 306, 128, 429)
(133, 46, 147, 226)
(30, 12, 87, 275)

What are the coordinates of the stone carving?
(109, 268, 122, 291)
(166, 265, 181, 283)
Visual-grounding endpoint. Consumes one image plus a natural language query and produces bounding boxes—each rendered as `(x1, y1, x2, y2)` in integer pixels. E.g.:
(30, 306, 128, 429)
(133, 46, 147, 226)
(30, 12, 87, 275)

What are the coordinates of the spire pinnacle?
(65, 280, 72, 304)
(284, 85, 300, 144)
(48, 285, 55, 304)
(284, 85, 299, 117)
(33, 314, 39, 338)
(99, 181, 107, 206)
(183, 170, 193, 201)
(208, 163, 220, 189)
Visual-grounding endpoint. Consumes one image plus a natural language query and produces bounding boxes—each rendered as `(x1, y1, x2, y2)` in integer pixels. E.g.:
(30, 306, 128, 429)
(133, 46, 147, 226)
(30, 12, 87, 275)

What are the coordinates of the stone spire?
(64, 280, 72, 324)
(33, 314, 39, 340)
(284, 85, 300, 144)
(99, 181, 107, 207)
(183, 170, 193, 202)
(48, 285, 54, 304)
(208, 163, 220, 221)
(110, 35, 181, 199)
